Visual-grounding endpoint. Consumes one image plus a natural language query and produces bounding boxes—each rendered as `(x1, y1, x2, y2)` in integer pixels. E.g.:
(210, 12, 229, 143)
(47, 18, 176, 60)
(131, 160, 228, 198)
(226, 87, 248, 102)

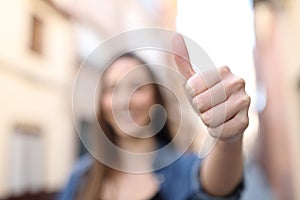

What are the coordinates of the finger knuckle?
(239, 95, 251, 108)
(239, 116, 249, 131)
(235, 77, 245, 89)
(226, 79, 235, 90)
(225, 77, 245, 93)
(220, 65, 231, 76)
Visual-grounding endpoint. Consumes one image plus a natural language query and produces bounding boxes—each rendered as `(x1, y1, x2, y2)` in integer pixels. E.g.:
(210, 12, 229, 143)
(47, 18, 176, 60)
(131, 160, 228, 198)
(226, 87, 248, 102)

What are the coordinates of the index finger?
(172, 33, 195, 80)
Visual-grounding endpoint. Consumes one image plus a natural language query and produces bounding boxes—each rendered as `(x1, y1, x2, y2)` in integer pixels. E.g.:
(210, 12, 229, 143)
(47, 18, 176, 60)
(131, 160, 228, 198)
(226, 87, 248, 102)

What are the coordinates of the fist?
(172, 34, 250, 141)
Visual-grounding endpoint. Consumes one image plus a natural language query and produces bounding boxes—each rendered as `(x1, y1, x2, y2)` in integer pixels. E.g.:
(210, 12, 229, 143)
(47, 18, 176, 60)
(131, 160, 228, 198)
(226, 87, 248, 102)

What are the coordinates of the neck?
(114, 134, 156, 172)
(118, 136, 157, 153)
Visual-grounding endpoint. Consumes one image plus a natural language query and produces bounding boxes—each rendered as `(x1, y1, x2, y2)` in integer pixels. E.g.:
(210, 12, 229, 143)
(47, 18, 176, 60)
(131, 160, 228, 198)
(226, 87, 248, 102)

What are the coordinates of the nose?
(111, 85, 131, 110)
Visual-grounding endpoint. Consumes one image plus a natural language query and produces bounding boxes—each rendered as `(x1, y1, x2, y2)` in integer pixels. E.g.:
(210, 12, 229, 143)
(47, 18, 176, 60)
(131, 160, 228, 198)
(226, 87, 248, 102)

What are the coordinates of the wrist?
(220, 132, 244, 143)
(215, 134, 243, 152)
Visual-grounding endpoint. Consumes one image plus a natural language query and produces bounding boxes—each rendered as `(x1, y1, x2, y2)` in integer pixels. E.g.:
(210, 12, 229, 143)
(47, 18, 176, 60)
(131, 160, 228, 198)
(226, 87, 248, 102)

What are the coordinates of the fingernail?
(196, 100, 203, 111)
(186, 81, 195, 96)
(192, 97, 202, 111)
(201, 112, 210, 125)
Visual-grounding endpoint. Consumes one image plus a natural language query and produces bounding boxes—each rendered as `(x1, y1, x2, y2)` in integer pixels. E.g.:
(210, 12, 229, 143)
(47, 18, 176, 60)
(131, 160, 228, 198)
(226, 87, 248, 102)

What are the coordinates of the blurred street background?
(0, 0, 300, 199)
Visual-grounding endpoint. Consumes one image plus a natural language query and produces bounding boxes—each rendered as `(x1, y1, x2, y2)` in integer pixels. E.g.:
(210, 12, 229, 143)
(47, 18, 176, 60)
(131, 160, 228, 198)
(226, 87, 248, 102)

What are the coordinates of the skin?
(101, 57, 157, 141)
(172, 33, 249, 196)
(100, 58, 160, 199)
(99, 34, 250, 198)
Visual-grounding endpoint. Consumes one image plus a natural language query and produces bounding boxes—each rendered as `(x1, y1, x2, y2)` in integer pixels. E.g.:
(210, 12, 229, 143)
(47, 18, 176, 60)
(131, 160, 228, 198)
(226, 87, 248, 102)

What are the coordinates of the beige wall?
(0, 0, 76, 197)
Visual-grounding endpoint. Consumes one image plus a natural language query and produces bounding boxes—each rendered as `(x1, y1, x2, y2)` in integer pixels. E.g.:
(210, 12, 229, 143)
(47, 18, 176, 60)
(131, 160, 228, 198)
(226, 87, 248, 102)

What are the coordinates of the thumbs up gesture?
(172, 34, 250, 141)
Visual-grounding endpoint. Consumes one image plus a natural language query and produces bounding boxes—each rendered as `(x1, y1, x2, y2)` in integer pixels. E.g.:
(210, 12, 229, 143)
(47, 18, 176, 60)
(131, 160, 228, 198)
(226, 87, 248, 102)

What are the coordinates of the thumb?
(172, 33, 195, 80)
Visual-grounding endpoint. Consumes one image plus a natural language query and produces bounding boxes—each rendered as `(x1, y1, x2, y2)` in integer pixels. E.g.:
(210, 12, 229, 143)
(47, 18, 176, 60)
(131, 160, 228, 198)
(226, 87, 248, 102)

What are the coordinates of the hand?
(172, 33, 250, 141)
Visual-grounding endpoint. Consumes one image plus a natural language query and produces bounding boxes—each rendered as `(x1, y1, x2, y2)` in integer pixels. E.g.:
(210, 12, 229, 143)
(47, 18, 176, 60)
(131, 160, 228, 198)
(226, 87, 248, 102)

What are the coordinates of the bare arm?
(200, 137, 243, 196)
(172, 33, 249, 196)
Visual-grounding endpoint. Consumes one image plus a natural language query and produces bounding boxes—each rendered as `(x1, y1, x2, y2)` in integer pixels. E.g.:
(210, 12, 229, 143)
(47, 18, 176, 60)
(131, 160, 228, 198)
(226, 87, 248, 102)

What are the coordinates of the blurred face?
(100, 57, 157, 138)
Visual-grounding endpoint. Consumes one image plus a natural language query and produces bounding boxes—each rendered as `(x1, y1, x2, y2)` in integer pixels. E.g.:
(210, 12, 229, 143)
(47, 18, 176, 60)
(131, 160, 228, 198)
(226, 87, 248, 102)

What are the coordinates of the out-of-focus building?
(0, 0, 178, 199)
(0, 0, 76, 198)
(53, 0, 177, 39)
(253, 0, 300, 199)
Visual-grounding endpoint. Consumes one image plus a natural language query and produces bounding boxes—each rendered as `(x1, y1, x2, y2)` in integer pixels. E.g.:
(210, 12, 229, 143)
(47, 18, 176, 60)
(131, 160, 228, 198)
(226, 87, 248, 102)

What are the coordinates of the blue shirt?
(59, 152, 243, 200)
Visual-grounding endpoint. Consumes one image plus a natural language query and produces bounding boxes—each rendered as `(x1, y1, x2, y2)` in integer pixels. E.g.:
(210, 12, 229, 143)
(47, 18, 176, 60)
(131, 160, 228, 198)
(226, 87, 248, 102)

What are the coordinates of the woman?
(60, 35, 249, 199)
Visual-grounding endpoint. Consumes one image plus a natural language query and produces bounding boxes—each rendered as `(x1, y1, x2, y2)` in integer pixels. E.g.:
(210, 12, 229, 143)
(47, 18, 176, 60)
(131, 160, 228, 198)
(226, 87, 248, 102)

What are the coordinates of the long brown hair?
(77, 53, 173, 199)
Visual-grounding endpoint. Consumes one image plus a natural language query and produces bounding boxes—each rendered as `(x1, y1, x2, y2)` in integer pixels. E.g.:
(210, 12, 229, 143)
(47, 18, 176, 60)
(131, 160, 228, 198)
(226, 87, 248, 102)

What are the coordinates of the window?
(30, 15, 43, 54)
(10, 125, 44, 195)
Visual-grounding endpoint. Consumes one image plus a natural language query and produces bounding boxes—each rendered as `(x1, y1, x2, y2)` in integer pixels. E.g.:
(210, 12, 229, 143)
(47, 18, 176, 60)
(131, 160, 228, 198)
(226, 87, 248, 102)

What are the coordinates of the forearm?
(172, 33, 248, 197)
(200, 136, 243, 196)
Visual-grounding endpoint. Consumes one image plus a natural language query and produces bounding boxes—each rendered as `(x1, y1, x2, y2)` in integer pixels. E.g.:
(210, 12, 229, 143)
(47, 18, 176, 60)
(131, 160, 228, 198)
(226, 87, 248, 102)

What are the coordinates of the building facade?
(0, 0, 178, 199)
(0, 0, 76, 198)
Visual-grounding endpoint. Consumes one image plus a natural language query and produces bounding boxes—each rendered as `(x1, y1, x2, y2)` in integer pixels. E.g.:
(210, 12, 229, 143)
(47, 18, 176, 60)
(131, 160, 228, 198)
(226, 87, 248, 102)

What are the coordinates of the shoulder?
(155, 152, 202, 200)
(68, 153, 93, 189)
(175, 152, 201, 169)
(58, 154, 93, 200)
(72, 153, 93, 175)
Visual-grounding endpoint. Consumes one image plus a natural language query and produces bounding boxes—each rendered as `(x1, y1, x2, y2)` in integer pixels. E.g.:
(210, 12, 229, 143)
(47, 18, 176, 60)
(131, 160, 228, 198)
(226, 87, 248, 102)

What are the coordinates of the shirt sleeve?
(188, 156, 244, 200)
